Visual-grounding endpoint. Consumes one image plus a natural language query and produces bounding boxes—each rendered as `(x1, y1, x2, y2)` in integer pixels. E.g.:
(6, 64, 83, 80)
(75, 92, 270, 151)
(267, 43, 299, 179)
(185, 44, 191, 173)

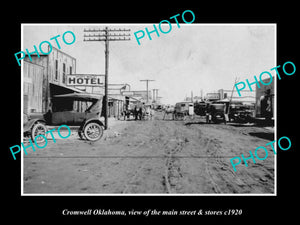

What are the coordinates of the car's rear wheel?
(31, 122, 48, 143)
(83, 122, 104, 141)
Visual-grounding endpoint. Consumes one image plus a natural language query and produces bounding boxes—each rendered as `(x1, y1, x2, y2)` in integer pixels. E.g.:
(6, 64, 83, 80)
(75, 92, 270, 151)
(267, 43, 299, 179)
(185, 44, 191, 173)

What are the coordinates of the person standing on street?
(139, 104, 144, 120)
(134, 105, 138, 120)
(150, 106, 155, 120)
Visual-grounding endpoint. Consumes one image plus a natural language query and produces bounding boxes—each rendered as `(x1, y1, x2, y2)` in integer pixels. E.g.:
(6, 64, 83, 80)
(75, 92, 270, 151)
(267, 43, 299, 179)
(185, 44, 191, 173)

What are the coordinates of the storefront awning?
(49, 82, 84, 96)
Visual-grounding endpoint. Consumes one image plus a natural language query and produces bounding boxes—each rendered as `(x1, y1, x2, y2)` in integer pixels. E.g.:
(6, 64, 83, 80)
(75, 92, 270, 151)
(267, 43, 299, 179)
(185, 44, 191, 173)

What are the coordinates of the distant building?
(107, 84, 130, 118)
(122, 90, 152, 103)
(218, 89, 255, 103)
(185, 96, 203, 102)
(206, 92, 220, 101)
(184, 89, 256, 104)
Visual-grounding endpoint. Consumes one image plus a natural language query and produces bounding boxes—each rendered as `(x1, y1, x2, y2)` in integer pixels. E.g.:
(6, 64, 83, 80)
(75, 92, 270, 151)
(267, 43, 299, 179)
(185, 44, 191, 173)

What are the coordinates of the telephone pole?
(227, 77, 239, 115)
(153, 88, 159, 103)
(83, 27, 130, 130)
(140, 79, 155, 103)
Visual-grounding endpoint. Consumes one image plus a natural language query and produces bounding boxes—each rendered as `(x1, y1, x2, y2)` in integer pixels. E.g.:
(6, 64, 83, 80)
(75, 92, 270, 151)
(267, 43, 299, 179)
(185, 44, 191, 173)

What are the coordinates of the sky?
(23, 24, 275, 105)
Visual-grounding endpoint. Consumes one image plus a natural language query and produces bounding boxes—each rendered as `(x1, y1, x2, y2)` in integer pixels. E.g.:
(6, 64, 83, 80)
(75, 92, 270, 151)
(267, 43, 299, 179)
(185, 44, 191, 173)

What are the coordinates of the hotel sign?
(66, 74, 105, 86)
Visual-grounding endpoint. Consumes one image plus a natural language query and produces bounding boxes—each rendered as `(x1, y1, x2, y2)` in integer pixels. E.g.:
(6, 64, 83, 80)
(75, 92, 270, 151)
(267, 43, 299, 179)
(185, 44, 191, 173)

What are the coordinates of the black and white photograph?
(4, 4, 299, 223)
(21, 23, 276, 195)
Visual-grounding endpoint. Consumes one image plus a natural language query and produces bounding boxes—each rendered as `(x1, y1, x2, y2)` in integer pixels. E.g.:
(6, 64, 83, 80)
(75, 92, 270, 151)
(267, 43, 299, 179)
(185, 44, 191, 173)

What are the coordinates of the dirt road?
(23, 112, 274, 194)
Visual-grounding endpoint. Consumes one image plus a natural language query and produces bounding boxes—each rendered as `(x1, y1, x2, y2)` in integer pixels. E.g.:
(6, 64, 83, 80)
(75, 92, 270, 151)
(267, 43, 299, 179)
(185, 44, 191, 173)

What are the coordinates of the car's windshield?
(85, 99, 102, 113)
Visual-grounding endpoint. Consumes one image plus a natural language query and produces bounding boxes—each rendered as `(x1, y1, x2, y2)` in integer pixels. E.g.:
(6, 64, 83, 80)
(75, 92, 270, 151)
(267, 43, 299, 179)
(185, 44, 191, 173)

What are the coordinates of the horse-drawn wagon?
(173, 102, 194, 120)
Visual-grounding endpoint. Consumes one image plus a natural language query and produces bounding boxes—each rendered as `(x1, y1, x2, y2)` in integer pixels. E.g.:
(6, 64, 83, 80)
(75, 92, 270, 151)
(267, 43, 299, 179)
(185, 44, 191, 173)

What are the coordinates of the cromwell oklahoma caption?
(62, 209, 126, 216)
(61, 208, 243, 216)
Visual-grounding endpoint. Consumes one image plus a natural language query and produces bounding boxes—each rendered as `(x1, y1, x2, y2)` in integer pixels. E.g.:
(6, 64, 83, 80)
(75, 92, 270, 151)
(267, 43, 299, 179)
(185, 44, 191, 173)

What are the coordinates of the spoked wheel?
(177, 113, 184, 121)
(31, 122, 48, 143)
(83, 122, 104, 142)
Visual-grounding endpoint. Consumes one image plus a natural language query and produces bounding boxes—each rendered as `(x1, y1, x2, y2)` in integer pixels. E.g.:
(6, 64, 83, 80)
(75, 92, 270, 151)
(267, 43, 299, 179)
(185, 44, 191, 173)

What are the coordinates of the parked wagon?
(173, 102, 194, 120)
(122, 103, 136, 120)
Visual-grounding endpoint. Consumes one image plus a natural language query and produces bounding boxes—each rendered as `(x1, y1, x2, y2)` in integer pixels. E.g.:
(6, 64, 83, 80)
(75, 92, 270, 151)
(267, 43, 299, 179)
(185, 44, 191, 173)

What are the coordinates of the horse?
(163, 107, 175, 120)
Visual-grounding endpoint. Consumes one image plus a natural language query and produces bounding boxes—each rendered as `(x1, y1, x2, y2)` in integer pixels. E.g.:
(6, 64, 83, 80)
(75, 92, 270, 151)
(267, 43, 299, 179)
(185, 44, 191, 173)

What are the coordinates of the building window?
(69, 66, 72, 75)
(63, 63, 66, 84)
(55, 60, 58, 80)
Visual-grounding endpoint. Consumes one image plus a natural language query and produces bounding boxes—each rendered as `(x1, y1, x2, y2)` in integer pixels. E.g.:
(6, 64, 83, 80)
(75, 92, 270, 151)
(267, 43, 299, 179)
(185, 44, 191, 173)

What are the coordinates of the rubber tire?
(83, 122, 104, 142)
(31, 122, 48, 143)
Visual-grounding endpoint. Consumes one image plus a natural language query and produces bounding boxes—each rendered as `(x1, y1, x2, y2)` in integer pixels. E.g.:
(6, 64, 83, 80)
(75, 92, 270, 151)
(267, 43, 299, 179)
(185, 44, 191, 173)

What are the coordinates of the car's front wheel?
(83, 122, 104, 142)
(31, 122, 48, 143)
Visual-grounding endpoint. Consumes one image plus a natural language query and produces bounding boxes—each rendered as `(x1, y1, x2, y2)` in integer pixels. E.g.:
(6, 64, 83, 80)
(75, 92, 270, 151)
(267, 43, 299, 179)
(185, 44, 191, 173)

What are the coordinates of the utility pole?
(201, 89, 203, 100)
(83, 27, 130, 130)
(152, 89, 156, 102)
(140, 79, 155, 103)
(227, 77, 239, 115)
(152, 88, 159, 103)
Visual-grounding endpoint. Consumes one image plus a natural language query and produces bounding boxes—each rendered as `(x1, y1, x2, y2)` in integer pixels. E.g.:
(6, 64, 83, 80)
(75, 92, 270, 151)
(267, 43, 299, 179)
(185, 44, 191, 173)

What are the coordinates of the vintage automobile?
(229, 103, 255, 123)
(209, 103, 226, 123)
(23, 92, 105, 142)
(194, 101, 208, 116)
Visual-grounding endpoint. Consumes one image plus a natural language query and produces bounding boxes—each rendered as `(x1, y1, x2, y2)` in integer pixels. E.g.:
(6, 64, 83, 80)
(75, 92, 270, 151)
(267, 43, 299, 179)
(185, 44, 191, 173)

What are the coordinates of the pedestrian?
(139, 104, 144, 120)
(205, 105, 212, 124)
(150, 106, 155, 120)
(206, 112, 209, 123)
(206, 112, 212, 124)
(145, 105, 150, 120)
(134, 106, 138, 120)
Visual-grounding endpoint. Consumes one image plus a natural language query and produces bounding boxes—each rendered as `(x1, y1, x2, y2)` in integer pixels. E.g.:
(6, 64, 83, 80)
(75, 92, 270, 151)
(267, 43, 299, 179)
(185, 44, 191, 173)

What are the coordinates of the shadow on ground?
(248, 132, 274, 141)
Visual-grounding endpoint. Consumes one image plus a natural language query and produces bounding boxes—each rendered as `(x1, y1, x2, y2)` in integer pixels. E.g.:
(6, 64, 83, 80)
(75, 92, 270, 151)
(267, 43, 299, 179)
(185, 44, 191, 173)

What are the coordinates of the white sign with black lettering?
(66, 74, 105, 86)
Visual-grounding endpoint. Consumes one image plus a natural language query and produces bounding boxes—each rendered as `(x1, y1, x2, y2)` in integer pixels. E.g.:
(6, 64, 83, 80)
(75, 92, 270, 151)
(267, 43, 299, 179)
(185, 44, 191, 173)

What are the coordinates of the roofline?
(24, 46, 76, 61)
(23, 60, 45, 68)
